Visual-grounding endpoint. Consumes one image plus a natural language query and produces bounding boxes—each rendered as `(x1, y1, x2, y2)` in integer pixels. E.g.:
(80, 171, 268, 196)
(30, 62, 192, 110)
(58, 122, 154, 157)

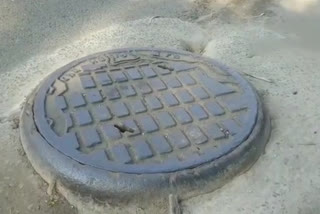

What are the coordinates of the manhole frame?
(20, 48, 271, 202)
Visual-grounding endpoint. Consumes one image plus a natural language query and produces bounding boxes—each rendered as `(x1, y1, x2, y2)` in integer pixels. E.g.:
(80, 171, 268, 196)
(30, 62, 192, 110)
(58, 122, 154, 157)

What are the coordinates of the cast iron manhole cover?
(21, 48, 270, 203)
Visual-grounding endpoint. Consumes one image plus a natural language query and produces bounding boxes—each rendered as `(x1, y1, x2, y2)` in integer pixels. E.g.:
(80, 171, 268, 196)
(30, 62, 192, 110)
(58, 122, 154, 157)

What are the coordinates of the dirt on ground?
(0, 0, 320, 213)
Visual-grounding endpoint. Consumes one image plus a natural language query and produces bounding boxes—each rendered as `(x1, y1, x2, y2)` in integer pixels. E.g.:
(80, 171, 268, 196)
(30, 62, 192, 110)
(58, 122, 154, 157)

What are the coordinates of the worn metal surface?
(32, 48, 257, 173)
(20, 48, 270, 206)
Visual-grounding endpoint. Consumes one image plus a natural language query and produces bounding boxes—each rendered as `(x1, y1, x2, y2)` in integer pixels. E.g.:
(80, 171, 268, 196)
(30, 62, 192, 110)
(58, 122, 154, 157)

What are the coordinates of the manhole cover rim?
(32, 48, 258, 174)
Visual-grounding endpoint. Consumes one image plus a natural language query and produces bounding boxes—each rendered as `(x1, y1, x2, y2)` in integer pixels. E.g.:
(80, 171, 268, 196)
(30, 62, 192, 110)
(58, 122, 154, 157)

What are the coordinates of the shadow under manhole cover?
(20, 48, 270, 207)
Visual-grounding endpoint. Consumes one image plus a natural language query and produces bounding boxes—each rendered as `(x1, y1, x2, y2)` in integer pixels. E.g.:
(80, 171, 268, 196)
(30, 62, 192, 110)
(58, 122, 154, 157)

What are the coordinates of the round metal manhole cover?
(21, 48, 270, 204)
(28, 48, 263, 174)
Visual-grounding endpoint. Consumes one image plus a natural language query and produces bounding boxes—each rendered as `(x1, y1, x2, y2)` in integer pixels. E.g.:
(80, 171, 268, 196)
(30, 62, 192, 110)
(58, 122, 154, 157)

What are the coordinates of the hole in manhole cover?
(114, 124, 135, 133)
(20, 48, 270, 206)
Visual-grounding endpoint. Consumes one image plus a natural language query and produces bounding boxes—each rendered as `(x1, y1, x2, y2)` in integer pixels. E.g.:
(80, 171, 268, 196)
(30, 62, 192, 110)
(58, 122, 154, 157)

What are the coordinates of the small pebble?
(18, 183, 24, 189)
(17, 148, 25, 156)
(246, 53, 255, 58)
(11, 117, 20, 129)
(27, 204, 33, 210)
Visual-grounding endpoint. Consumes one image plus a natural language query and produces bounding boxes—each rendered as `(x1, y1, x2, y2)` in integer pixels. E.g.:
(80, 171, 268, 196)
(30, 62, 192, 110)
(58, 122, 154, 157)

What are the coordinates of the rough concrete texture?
(1, 0, 320, 213)
(0, 18, 207, 116)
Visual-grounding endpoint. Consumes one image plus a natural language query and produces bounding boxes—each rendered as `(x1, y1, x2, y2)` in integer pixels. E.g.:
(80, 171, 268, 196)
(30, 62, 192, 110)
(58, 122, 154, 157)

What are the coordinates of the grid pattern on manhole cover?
(33, 49, 258, 173)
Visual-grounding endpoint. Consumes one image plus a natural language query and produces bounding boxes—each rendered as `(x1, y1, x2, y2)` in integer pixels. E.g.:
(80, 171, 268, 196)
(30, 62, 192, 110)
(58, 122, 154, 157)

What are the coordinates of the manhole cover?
(20, 48, 270, 203)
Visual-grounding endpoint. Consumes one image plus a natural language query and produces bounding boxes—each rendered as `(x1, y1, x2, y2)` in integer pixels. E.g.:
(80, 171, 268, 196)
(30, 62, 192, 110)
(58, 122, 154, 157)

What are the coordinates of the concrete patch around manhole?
(20, 48, 270, 210)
